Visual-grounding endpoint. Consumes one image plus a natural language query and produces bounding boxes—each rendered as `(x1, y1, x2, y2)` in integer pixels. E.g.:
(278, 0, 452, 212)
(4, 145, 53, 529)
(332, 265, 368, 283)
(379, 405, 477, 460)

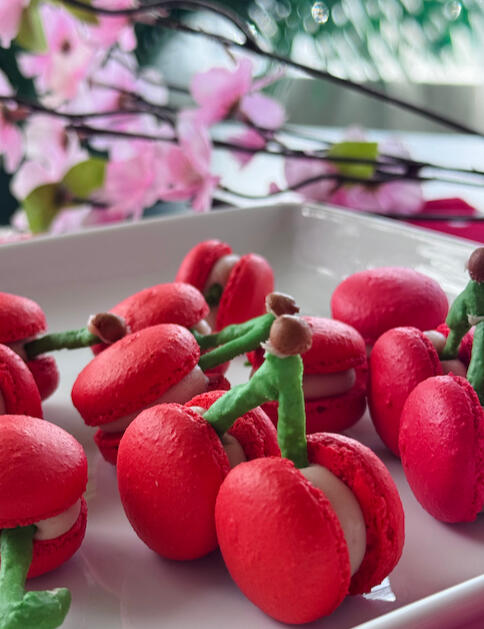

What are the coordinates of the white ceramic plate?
(2, 203, 484, 629)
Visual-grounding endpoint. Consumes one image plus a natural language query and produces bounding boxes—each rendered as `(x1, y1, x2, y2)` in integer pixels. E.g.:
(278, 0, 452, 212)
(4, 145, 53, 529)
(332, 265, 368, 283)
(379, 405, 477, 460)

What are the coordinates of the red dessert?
(0, 291, 59, 400)
(72, 324, 209, 465)
(248, 317, 367, 433)
(399, 374, 484, 522)
(0, 415, 88, 577)
(175, 239, 274, 330)
(92, 282, 209, 354)
(117, 391, 279, 561)
(331, 267, 448, 346)
(215, 433, 404, 624)
(0, 344, 43, 418)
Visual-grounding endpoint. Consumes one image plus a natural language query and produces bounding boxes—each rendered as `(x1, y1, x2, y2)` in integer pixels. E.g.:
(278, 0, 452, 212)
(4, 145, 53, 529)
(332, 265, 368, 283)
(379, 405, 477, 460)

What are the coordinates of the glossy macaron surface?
(0, 415, 87, 528)
(331, 267, 448, 345)
(399, 374, 484, 522)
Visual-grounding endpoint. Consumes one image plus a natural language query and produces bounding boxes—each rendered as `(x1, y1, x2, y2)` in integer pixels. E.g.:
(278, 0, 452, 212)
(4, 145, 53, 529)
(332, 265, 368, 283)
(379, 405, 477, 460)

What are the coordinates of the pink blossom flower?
(86, 0, 137, 52)
(229, 128, 266, 167)
(19, 5, 94, 103)
(0, 0, 29, 49)
(0, 72, 23, 173)
(284, 157, 337, 203)
(191, 58, 285, 130)
(158, 115, 220, 212)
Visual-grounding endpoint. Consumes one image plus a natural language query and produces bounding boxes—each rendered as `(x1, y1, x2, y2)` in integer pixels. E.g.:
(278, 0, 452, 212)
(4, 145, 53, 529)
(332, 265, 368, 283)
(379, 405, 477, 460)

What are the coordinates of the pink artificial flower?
(11, 115, 87, 199)
(158, 115, 220, 212)
(86, 0, 137, 52)
(0, 72, 23, 173)
(0, 0, 29, 49)
(19, 5, 94, 102)
(284, 157, 338, 203)
(229, 128, 266, 167)
(191, 58, 285, 130)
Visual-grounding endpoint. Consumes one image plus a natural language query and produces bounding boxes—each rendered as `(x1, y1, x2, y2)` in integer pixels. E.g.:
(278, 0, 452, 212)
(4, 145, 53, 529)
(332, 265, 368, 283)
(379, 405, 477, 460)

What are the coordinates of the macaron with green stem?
(213, 316, 404, 624)
(0, 415, 88, 629)
(175, 239, 274, 330)
(72, 324, 211, 465)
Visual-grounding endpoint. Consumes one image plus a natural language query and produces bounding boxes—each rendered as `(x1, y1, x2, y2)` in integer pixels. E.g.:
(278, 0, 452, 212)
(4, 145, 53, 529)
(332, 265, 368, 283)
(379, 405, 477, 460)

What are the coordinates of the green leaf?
(62, 159, 106, 198)
(22, 184, 62, 234)
(328, 141, 379, 181)
(53, 0, 98, 25)
(15, 3, 47, 53)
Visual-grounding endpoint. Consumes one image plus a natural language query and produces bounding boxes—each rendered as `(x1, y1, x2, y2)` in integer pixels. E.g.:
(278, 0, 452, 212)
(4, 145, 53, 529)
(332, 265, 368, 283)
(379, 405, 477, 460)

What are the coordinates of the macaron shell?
(28, 497, 88, 578)
(0, 415, 88, 528)
(216, 253, 274, 330)
(27, 355, 59, 401)
(72, 324, 199, 426)
(368, 327, 442, 456)
(92, 283, 209, 354)
(215, 456, 351, 624)
(117, 403, 230, 560)
(331, 267, 448, 345)
(0, 345, 43, 418)
(259, 366, 367, 434)
(436, 323, 473, 366)
(186, 390, 280, 459)
(399, 374, 484, 522)
(0, 292, 47, 343)
(307, 432, 405, 595)
(175, 240, 232, 291)
(94, 429, 124, 465)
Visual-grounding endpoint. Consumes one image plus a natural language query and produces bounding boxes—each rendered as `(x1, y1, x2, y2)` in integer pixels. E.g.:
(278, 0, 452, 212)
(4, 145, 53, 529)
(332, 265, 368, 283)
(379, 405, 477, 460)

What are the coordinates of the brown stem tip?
(88, 313, 129, 344)
(467, 248, 484, 283)
(269, 315, 312, 356)
(265, 292, 299, 317)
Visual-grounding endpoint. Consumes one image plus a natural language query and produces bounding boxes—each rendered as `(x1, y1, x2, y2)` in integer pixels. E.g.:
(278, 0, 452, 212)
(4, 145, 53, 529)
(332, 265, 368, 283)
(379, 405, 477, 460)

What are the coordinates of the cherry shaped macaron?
(399, 374, 484, 523)
(175, 239, 274, 330)
(117, 391, 280, 561)
(0, 291, 59, 400)
(91, 282, 210, 354)
(369, 326, 469, 457)
(331, 267, 448, 348)
(0, 415, 88, 578)
(0, 344, 43, 418)
(72, 324, 209, 465)
(248, 316, 368, 433)
(215, 433, 404, 624)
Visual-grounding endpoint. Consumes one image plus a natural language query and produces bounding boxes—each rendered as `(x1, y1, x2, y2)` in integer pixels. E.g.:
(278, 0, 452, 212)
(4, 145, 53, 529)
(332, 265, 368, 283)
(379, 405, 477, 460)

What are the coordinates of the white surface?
(2, 203, 484, 628)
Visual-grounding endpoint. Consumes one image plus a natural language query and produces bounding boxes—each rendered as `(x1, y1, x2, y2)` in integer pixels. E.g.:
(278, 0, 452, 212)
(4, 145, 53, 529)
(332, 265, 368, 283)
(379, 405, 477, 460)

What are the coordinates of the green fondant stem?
(204, 352, 308, 468)
(466, 320, 484, 405)
(0, 526, 71, 629)
(199, 313, 274, 370)
(24, 328, 100, 360)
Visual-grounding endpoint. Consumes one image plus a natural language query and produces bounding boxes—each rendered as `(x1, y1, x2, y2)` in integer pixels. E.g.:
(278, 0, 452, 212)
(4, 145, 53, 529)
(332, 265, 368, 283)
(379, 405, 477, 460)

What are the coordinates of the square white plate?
(2, 203, 484, 629)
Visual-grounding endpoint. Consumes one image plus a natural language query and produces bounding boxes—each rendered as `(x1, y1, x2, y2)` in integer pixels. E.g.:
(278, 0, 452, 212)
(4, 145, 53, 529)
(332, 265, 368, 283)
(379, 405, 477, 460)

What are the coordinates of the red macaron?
(368, 327, 442, 456)
(248, 317, 368, 433)
(399, 374, 484, 523)
(117, 393, 279, 561)
(91, 282, 209, 354)
(331, 267, 448, 346)
(72, 324, 205, 464)
(215, 433, 404, 624)
(175, 239, 274, 330)
(0, 415, 88, 578)
(0, 291, 59, 400)
(0, 344, 43, 418)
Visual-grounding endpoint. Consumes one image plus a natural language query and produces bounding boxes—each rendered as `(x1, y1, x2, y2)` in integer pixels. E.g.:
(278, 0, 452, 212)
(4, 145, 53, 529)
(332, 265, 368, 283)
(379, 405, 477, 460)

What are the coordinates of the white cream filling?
(100, 366, 209, 433)
(34, 499, 81, 541)
(0, 391, 5, 414)
(301, 465, 366, 576)
(189, 405, 247, 469)
(204, 254, 241, 328)
(302, 369, 356, 400)
(424, 330, 467, 377)
(193, 318, 212, 335)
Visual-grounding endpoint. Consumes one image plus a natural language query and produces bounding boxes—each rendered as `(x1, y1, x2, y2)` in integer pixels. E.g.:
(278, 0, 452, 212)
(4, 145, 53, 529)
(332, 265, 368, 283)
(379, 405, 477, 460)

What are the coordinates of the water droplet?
(443, 0, 462, 20)
(311, 2, 330, 24)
